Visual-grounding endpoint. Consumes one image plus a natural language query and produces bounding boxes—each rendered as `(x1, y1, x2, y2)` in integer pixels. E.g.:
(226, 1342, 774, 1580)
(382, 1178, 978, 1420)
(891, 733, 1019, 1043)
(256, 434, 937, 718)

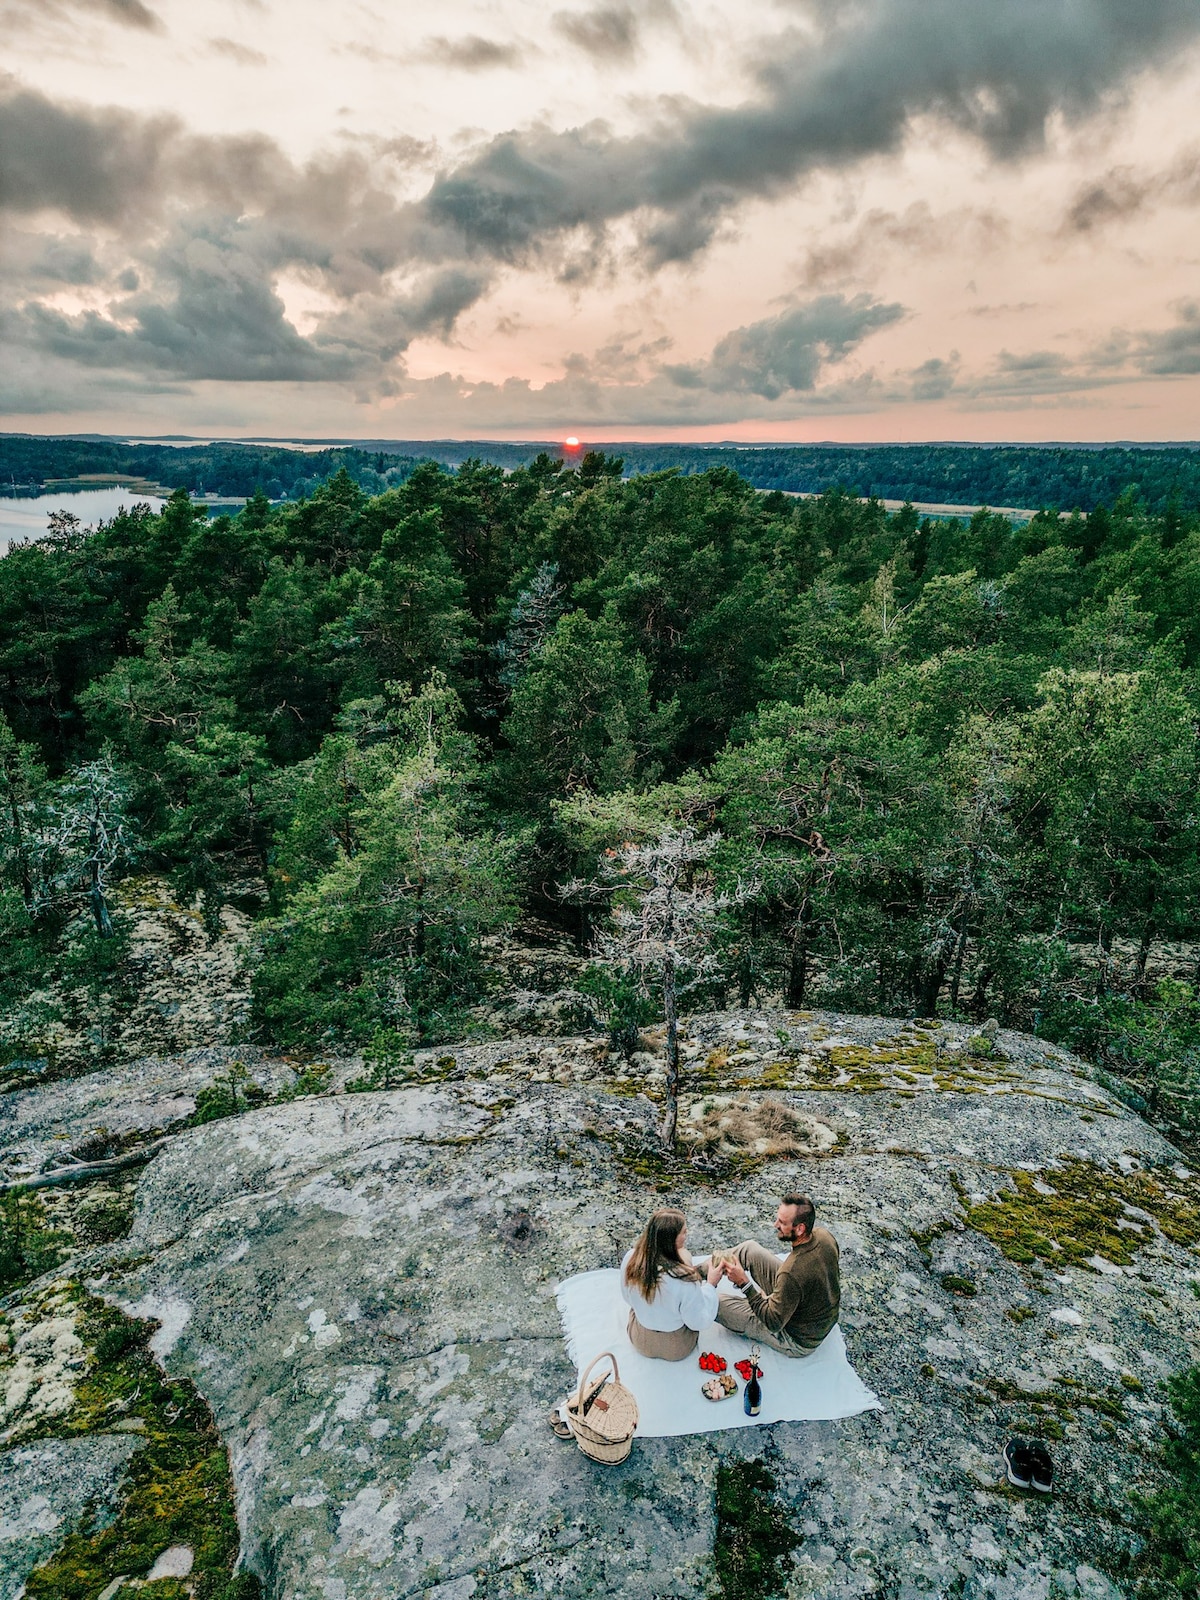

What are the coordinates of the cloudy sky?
(3, 0, 1200, 442)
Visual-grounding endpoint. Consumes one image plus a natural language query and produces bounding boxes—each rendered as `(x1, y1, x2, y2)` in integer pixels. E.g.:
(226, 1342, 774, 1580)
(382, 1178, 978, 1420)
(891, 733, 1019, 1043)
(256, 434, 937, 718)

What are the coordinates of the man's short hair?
(781, 1192, 816, 1235)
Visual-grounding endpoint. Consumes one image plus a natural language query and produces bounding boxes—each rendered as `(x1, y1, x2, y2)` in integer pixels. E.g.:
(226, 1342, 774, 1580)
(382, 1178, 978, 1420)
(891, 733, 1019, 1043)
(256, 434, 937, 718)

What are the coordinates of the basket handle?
(575, 1350, 619, 1407)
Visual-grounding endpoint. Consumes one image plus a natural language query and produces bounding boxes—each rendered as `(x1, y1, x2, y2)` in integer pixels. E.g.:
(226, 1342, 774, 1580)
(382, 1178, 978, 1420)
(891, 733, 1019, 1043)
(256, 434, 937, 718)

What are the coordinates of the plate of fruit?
(699, 1351, 727, 1373)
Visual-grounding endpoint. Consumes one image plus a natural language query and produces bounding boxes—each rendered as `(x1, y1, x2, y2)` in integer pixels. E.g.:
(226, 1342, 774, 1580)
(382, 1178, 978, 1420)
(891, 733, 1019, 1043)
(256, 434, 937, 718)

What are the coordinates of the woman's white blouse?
(620, 1249, 719, 1332)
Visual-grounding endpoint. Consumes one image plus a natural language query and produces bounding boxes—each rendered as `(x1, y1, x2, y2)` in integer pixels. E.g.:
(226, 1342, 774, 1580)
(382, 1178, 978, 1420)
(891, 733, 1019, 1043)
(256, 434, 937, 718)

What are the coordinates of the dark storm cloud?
(667, 294, 904, 398)
(312, 267, 492, 367)
(0, 79, 173, 223)
(908, 355, 959, 401)
(6, 0, 1200, 403)
(12, 220, 493, 383)
(0, 229, 101, 286)
(0, 77, 495, 388)
(8, 0, 1198, 257)
(0, 78, 431, 291)
(420, 36, 521, 70)
(1137, 302, 1200, 375)
(965, 348, 1104, 399)
(553, 6, 639, 62)
(0, 77, 311, 229)
(421, 0, 1200, 267)
(17, 229, 359, 382)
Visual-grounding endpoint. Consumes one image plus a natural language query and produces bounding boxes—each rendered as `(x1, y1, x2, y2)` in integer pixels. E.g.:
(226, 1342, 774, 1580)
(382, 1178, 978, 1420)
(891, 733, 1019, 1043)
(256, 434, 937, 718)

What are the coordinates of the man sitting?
(713, 1191, 840, 1356)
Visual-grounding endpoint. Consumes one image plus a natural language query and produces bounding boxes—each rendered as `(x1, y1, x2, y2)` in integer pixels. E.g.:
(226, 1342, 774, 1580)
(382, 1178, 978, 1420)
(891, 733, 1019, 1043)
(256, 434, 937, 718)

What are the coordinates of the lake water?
(0, 486, 167, 552)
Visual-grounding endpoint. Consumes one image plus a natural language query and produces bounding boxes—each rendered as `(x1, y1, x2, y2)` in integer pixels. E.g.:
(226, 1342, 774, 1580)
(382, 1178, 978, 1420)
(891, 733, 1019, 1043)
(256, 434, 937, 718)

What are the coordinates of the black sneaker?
(1027, 1442, 1054, 1493)
(1003, 1437, 1033, 1488)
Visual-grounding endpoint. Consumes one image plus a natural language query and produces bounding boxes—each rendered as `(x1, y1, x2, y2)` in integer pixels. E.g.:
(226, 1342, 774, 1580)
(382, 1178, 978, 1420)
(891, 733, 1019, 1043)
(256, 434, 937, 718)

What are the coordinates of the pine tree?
(496, 563, 565, 688)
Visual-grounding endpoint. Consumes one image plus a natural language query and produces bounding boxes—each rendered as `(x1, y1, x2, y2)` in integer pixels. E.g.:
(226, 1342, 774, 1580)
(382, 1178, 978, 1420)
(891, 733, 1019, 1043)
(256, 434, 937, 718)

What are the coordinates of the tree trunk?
(89, 865, 113, 937)
(2, 767, 32, 909)
(1095, 923, 1113, 998)
(87, 809, 114, 938)
(661, 957, 679, 1151)
(738, 908, 756, 1008)
(970, 965, 993, 1019)
(786, 894, 813, 1009)
(917, 949, 949, 1018)
(414, 868, 428, 1042)
(1135, 905, 1155, 994)
(0, 1139, 168, 1194)
(948, 913, 969, 1013)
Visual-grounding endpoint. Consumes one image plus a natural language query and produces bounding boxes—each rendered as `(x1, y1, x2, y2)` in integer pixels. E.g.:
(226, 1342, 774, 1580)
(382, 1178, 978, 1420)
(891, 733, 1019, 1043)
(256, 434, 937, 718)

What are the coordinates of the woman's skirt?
(626, 1308, 698, 1361)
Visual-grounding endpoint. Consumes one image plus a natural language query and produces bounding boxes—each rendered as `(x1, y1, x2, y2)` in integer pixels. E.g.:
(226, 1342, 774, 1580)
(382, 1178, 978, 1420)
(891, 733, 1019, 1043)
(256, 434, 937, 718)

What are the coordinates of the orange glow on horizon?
(564, 435, 581, 448)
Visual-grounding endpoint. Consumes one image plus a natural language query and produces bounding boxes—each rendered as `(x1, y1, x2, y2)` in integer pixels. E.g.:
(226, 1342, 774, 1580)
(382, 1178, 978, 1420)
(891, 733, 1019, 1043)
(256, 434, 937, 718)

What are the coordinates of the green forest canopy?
(2, 452, 1200, 1142)
(4, 433, 1200, 512)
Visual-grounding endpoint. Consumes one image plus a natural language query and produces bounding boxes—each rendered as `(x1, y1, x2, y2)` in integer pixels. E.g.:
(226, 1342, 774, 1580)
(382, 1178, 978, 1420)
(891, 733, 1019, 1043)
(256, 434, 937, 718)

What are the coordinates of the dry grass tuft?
(680, 1096, 837, 1160)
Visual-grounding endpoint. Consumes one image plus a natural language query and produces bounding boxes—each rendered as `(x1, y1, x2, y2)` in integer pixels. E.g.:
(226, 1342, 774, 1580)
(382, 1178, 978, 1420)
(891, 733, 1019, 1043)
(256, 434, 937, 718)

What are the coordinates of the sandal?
(547, 1405, 572, 1440)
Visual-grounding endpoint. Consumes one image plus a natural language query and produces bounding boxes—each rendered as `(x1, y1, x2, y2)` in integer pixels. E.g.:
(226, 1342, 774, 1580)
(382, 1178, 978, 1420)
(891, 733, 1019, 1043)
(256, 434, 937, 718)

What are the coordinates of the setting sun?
(564, 436, 580, 449)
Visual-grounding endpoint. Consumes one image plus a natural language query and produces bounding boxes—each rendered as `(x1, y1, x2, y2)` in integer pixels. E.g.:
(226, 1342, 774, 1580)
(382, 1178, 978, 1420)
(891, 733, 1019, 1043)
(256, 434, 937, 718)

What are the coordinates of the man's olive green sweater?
(745, 1226, 841, 1347)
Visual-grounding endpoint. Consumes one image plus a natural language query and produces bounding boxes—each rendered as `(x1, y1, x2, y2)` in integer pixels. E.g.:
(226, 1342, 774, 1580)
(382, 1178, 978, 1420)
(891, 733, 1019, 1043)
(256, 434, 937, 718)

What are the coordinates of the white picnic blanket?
(556, 1267, 881, 1437)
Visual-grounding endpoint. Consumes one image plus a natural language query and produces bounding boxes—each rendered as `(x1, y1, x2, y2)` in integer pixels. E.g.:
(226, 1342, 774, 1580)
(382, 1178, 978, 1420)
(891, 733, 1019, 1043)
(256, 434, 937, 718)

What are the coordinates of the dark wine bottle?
(744, 1348, 762, 1416)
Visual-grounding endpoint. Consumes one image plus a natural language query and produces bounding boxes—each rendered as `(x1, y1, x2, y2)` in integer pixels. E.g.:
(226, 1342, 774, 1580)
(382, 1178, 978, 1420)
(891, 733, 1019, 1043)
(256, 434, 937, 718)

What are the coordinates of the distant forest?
(4, 432, 1200, 512)
(2, 452, 1199, 1150)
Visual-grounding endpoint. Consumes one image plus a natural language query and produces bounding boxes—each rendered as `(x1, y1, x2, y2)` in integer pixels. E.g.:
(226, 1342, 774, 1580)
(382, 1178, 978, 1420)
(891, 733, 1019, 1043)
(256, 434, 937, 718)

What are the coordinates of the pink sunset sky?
(3, 0, 1200, 442)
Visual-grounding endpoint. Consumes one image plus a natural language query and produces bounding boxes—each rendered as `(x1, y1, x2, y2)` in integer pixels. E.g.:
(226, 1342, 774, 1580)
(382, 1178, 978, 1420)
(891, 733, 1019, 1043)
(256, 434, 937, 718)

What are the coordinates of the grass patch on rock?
(0, 1192, 74, 1295)
(1, 1179, 137, 1296)
(188, 1060, 270, 1124)
(1130, 1365, 1200, 1599)
(713, 1459, 802, 1600)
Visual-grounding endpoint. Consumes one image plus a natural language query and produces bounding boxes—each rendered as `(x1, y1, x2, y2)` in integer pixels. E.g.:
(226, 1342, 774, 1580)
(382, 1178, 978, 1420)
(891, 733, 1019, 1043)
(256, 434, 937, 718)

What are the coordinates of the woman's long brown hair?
(623, 1208, 701, 1302)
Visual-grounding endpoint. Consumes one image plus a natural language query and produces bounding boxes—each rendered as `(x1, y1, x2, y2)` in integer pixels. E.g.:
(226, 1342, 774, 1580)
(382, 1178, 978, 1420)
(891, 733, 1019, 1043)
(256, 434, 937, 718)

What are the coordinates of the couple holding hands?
(620, 1190, 841, 1361)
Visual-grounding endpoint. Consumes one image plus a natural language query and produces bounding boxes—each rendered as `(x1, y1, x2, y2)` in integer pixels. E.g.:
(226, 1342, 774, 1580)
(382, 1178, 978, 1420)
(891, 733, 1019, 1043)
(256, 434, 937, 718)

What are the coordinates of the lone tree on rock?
(567, 824, 739, 1149)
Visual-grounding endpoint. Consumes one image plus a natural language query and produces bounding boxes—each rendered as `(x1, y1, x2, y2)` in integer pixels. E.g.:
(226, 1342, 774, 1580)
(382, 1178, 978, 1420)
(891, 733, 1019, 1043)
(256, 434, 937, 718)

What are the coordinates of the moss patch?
(765, 1034, 1026, 1097)
(713, 1460, 802, 1600)
(954, 1158, 1200, 1267)
(980, 1372, 1128, 1425)
(13, 1283, 258, 1600)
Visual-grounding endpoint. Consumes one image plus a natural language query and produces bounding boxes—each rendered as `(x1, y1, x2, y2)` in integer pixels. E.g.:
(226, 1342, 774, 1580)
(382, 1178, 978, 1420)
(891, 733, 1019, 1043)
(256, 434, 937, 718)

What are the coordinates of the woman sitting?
(621, 1207, 722, 1360)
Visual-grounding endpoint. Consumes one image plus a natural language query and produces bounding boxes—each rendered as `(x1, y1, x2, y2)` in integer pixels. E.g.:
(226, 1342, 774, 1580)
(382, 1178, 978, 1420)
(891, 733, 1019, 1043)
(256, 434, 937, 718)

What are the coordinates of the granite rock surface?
(2, 1009, 1198, 1599)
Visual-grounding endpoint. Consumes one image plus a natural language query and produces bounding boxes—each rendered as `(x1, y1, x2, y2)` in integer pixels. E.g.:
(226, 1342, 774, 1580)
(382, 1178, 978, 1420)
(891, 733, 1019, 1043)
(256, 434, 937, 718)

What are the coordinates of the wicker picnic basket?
(566, 1351, 639, 1464)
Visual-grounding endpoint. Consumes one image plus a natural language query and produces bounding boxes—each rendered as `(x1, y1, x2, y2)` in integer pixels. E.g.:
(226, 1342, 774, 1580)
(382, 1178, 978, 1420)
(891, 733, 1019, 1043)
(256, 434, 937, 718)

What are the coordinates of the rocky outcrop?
(0, 877, 255, 1080)
(2, 1010, 1198, 1598)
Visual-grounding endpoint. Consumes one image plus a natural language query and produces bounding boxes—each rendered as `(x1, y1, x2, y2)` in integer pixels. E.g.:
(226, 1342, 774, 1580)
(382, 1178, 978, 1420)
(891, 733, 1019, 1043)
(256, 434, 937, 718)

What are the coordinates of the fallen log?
(1, 1138, 168, 1194)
